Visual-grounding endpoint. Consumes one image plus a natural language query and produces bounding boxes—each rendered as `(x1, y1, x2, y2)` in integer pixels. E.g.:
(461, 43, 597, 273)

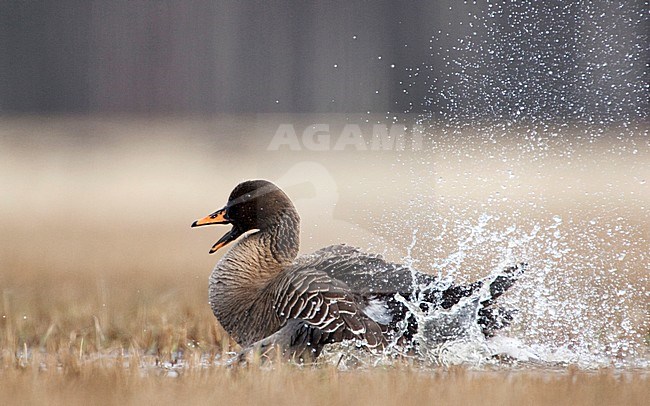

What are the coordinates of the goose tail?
(478, 262, 526, 336)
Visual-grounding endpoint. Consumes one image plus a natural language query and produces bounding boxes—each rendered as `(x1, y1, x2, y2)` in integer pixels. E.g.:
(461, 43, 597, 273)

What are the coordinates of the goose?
(192, 180, 523, 362)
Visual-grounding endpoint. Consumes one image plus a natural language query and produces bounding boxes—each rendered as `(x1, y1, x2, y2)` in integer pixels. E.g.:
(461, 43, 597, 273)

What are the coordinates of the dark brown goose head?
(192, 180, 297, 254)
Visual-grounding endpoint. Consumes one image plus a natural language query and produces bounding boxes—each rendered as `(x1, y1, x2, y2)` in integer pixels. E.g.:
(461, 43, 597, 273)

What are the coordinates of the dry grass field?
(0, 116, 648, 405)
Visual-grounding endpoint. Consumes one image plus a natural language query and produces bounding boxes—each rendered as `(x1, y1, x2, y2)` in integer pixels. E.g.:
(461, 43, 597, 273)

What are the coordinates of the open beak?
(207, 227, 243, 254)
(191, 208, 242, 254)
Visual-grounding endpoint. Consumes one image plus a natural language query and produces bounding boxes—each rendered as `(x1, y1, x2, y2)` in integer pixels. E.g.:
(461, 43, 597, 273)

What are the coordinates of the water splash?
(318, 198, 649, 371)
(397, 209, 647, 369)
(369, 0, 648, 370)
(417, 1, 647, 127)
(309, 1, 646, 371)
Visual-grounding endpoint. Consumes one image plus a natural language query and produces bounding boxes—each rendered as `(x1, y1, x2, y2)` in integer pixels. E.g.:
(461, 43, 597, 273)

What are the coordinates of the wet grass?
(1, 358, 649, 406)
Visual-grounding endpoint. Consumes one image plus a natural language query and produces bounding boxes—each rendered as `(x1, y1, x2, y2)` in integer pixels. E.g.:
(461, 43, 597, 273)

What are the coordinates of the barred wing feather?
(270, 268, 385, 348)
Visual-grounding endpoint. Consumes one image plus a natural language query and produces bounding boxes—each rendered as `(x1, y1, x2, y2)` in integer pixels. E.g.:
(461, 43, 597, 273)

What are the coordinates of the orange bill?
(192, 207, 242, 254)
(210, 239, 231, 254)
(191, 208, 230, 227)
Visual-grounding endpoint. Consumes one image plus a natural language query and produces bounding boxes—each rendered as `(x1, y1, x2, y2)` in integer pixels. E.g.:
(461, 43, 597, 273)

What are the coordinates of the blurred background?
(0, 1, 648, 362)
(0, 0, 646, 118)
